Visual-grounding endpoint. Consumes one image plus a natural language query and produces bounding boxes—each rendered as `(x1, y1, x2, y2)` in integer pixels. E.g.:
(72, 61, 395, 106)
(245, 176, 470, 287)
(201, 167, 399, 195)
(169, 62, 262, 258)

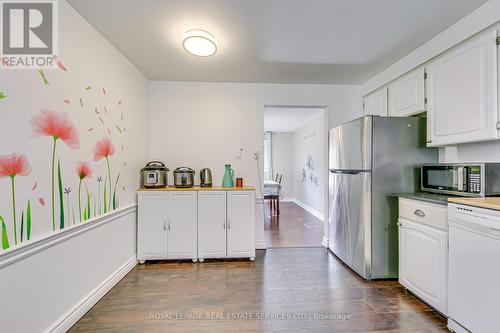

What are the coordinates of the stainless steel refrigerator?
(328, 116, 438, 279)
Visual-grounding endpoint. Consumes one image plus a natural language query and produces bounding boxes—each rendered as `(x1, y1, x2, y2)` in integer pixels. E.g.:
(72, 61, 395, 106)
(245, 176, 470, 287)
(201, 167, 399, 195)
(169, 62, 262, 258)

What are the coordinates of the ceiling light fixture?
(182, 29, 218, 57)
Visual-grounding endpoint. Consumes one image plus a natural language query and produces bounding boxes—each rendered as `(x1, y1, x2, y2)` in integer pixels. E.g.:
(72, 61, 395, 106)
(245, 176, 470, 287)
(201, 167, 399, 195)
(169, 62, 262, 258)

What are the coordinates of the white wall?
(271, 132, 293, 199)
(0, 1, 149, 331)
(292, 114, 325, 218)
(149, 81, 362, 248)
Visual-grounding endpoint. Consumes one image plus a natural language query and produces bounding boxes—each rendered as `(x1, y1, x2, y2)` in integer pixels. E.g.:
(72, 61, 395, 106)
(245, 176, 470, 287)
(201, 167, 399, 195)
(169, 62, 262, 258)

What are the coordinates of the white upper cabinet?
(388, 67, 426, 117)
(426, 28, 498, 146)
(198, 191, 227, 260)
(363, 87, 388, 116)
(167, 191, 198, 260)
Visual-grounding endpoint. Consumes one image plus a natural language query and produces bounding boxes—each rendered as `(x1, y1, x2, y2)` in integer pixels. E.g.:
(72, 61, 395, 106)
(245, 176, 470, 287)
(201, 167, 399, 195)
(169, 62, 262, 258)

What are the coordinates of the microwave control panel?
(468, 166, 481, 193)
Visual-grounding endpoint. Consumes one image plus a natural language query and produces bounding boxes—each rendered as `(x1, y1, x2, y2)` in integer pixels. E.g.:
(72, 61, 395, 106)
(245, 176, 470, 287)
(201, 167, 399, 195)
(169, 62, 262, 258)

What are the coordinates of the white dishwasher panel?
(448, 205, 500, 333)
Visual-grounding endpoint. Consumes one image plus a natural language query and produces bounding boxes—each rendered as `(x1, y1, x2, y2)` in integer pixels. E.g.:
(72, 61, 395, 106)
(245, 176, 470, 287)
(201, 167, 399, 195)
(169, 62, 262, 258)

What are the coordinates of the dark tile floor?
(69, 248, 447, 332)
(265, 202, 324, 248)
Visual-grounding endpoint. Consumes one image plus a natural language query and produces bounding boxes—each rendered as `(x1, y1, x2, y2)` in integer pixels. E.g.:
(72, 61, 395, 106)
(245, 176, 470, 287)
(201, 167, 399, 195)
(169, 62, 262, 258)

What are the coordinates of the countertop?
(448, 197, 500, 211)
(138, 186, 255, 192)
(394, 192, 457, 206)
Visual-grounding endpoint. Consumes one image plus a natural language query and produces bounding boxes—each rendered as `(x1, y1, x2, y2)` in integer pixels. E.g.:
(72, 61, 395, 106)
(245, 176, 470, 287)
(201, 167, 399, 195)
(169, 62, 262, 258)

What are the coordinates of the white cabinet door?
(388, 67, 426, 117)
(137, 192, 167, 260)
(364, 88, 388, 116)
(426, 28, 498, 146)
(167, 191, 197, 260)
(399, 218, 448, 314)
(227, 191, 255, 258)
(198, 191, 227, 260)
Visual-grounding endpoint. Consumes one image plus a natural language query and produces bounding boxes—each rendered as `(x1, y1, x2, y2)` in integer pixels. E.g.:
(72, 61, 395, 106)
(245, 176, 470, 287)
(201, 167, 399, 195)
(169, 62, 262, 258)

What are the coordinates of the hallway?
(264, 202, 324, 248)
(69, 248, 447, 332)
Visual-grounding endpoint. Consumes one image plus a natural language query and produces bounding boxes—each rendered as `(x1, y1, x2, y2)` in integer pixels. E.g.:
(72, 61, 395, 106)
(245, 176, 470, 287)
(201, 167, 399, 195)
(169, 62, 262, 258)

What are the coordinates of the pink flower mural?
(31, 110, 80, 231)
(0, 81, 126, 252)
(76, 161, 92, 222)
(0, 153, 32, 246)
(93, 138, 115, 212)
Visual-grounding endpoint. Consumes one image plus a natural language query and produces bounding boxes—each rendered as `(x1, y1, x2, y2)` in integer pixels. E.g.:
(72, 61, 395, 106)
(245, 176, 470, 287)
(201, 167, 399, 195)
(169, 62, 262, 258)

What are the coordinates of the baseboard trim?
(47, 256, 137, 333)
(321, 236, 329, 248)
(255, 239, 267, 250)
(290, 198, 324, 222)
(447, 318, 471, 333)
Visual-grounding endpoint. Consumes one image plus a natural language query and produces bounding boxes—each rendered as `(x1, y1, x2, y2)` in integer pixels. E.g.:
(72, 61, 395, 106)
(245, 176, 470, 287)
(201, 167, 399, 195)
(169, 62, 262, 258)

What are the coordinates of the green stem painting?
(10, 175, 17, 245)
(51, 138, 57, 231)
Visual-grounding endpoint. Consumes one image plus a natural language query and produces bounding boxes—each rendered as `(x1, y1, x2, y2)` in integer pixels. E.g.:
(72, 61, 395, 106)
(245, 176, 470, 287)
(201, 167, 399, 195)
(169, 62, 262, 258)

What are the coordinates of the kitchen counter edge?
(448, 197, 500, 211)
(138, 186, 256, 192)
(394, 193, 450, 206)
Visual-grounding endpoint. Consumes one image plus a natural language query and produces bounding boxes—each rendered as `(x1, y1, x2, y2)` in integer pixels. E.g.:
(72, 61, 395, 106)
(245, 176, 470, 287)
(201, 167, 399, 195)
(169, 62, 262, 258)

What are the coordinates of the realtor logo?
(1, 0, 58, 68)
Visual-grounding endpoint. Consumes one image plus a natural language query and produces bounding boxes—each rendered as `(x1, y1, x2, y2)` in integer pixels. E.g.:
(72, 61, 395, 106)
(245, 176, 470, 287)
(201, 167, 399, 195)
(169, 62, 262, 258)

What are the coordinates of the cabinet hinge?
(497, 36, 500, 46)
(424, 97, 428, 104)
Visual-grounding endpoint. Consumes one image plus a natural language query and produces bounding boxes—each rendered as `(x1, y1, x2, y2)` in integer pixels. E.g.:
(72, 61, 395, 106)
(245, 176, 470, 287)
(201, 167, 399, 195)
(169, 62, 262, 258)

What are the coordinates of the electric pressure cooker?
(140, 161, 169, 188)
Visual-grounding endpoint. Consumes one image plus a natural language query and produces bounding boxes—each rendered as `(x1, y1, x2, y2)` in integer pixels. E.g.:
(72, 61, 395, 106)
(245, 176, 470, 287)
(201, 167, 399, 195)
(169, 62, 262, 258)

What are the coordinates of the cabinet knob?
(414, 209, 426, 218)
(397, 222, 402, 227)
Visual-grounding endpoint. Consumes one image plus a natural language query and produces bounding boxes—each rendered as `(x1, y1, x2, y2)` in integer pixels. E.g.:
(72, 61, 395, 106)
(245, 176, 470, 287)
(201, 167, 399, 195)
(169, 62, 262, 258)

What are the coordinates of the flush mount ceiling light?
(182, 29, 218, 57)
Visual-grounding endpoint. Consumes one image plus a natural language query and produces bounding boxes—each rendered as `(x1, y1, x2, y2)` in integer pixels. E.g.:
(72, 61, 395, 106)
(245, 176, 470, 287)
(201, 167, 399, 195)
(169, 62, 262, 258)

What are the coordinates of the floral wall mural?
(0, 52, 148, 252)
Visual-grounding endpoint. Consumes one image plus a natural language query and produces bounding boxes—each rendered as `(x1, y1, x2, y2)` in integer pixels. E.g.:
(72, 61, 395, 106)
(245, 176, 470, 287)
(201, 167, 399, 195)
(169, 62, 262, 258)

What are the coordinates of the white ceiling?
(68, 0, 488, 84)
(264, 107, 323, 132)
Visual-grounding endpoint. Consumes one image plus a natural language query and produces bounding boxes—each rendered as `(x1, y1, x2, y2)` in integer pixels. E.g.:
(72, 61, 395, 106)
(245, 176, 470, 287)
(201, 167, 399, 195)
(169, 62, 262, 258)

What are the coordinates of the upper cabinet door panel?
(388, 67, 425, 117)
(426, 28, 498, 146)
(364, 88, 388, 116)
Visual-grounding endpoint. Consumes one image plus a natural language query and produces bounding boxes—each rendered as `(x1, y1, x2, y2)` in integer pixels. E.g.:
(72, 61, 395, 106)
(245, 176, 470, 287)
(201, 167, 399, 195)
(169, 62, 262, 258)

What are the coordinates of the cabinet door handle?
(414, 209, 426, 218)
(163, 219, 167, 231)
(168, 220, 171, 231)
(223, 220, 226, 230)
(426, 140, 432, 144)
(228, 219, 231, 230)
(397, 222, 402, 227)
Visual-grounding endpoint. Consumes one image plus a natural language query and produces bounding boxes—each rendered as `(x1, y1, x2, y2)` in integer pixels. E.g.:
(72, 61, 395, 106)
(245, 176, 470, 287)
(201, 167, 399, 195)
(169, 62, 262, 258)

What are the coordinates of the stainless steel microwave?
(421, 163, 500, 197)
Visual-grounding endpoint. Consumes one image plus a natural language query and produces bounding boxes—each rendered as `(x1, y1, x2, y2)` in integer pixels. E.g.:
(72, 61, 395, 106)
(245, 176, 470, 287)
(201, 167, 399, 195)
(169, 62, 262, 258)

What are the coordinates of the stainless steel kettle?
(200, 168, 213, 187)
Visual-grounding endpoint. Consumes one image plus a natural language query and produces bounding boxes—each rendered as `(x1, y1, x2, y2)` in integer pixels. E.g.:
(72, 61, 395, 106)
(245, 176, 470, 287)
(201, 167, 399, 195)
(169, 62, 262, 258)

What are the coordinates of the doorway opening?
(263, 105, 328, 248)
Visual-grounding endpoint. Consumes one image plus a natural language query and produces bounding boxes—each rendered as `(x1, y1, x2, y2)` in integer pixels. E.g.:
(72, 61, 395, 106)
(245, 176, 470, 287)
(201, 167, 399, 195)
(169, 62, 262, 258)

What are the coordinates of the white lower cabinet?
(227, 191, 256, 258)
(198, 191, 227, 260)
(137, 192, 168, 260)
(398, 198, 448, 315)
(138, 189, 256, 263)
(138, 191, 197, 262)
(197, 190, 256, 261)
(167, 192, 198, 260)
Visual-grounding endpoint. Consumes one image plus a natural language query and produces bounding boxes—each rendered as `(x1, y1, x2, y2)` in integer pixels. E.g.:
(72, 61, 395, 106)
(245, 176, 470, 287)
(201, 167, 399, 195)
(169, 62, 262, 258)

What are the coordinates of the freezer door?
(328, 170, 372, 279)
(329, 116, 372, 171)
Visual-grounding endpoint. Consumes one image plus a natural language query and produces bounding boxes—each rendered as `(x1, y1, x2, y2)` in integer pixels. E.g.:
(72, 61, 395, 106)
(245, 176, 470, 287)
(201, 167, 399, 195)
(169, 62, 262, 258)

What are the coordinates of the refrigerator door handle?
(330, 169, 370, 175)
